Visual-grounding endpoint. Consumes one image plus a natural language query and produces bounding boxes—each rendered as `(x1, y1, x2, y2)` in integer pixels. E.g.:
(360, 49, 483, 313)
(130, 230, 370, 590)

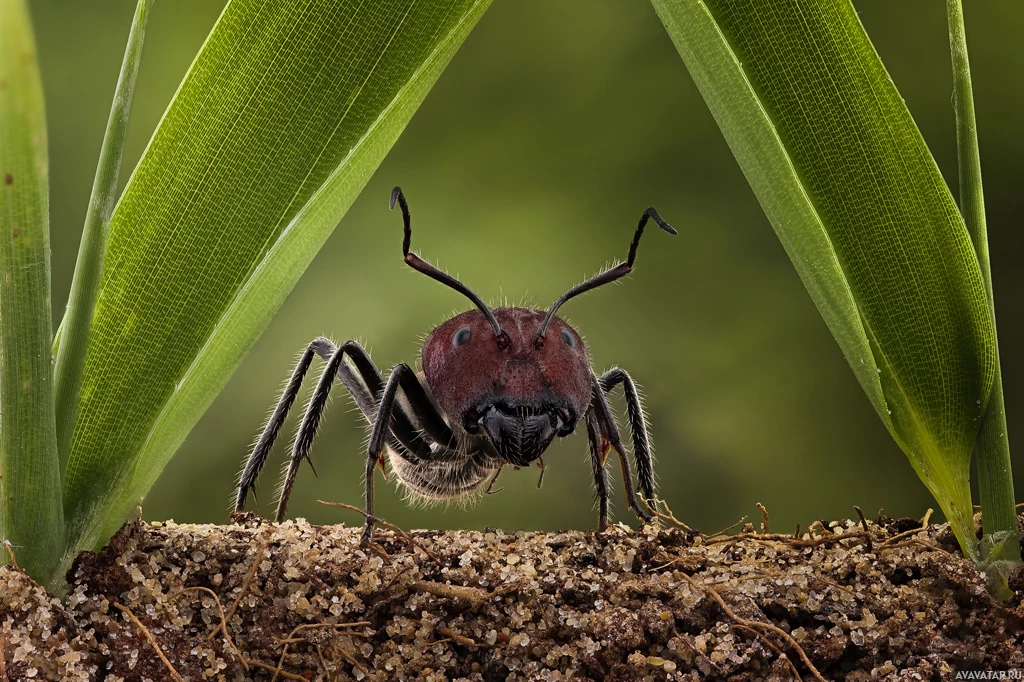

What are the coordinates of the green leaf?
(0, 0, 64, 582)
(53, 0, 153, 471)
(650, 0, 995, 559)
(60, 0, 492, 570)
(946, 0, 1019, 569)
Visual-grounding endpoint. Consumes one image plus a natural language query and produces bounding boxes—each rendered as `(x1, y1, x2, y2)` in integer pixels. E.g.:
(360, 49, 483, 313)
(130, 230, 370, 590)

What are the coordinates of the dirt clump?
(2, 512, 1022, 680)
(0, 561, 100, 681)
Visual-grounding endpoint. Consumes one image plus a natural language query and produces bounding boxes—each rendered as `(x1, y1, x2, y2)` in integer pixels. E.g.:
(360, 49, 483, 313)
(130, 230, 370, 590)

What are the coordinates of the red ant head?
(422, 307, 592, 466)
(390, 186, 675, 467)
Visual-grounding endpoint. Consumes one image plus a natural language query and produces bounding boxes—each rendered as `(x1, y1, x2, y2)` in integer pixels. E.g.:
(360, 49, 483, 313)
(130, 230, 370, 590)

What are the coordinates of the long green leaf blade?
(0, 0, 63, 582)
(650, 0, 995, 558)
(946, 0, 1019, 571)
(61, 0, 491, 566)
(53, 0, 153, 469)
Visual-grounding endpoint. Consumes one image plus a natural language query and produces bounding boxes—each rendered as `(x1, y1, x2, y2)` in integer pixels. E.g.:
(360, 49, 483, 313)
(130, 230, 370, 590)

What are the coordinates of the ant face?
(422, 307, 592, 465)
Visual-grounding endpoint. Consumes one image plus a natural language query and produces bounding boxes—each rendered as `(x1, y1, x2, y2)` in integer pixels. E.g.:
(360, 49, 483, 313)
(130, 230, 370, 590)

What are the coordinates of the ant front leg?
(361, 363, 442, 544)
(599, 368, 655, 506)
(588, 372, 653, 524)
(586, 412, 611, 531)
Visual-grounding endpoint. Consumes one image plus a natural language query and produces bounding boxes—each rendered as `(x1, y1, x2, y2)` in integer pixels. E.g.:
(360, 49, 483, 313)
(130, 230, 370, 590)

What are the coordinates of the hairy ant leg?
(236, 338, 372, 511)
(586, 411, 611, 531)
(363, 363, 458, 542)
(599, 367, 654, 506)
(588, 372, 653, 524)
(236, 338, 437, 515)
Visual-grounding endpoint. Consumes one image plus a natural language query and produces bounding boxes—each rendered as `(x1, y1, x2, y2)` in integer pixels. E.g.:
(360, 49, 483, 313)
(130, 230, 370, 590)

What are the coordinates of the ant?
(234, 187, 676, 543)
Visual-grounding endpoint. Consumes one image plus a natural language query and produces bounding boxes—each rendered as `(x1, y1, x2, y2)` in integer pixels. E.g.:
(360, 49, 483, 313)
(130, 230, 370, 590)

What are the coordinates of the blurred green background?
(33, 2, 1023, 535)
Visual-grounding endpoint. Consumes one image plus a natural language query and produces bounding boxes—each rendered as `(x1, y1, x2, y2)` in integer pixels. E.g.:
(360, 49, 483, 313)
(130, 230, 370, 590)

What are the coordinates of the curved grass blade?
(60, 0, 492, 570)
(650, 0, 995, 559)
(53, 0, 153, 470)
(0, 0, 64, 583)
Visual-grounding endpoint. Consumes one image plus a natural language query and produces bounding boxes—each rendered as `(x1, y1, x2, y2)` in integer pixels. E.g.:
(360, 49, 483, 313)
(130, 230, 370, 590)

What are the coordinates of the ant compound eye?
(453, 325, 472, 347)
(561, 329, 576, 348)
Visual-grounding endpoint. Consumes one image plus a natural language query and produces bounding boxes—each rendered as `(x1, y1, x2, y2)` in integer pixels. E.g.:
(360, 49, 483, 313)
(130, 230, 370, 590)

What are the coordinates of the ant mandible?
(234, 187, 677, 543)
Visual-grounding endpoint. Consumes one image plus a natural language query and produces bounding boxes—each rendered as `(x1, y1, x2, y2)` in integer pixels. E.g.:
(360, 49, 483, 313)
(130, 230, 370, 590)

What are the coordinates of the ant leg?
(313, 340, 437, 462)
(599, 368, 655, 505)
(311, 338, 380, 419)
(318, 341, 457, 459)
(275, 343, 359, 521)
(589, 373, 653, 523)
(273, 348, 441, 523)
(484, 464, 505, 495)
(391, 367, 457, 451)
(275, 344, 441, 523)
(313, 338, 383, 396)
(244, 336, 461, 526)
(236, 337, 400, 513)
(362, 439, 380, 545)
(362, 363, 425, 543)
(586, 412, 611, 531)
(236, 339, 327, 512)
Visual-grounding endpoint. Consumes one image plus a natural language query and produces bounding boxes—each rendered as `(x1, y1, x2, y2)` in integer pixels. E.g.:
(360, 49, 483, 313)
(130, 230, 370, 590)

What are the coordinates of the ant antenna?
(391, 187, 509, 347)
(535, 207, 677, 347)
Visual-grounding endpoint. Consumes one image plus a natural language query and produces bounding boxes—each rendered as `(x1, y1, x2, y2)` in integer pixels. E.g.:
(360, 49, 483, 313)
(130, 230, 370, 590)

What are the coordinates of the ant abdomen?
(385, 446, 500, 504)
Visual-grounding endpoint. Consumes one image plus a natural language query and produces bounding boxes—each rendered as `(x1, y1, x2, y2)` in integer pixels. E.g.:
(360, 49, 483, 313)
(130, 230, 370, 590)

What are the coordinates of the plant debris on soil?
(2, 509, 1023, 681)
